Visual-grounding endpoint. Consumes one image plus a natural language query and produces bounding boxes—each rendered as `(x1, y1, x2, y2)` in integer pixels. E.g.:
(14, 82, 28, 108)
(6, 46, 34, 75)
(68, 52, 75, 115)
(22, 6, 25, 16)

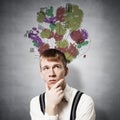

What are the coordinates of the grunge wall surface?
(0, 0, 120, 120)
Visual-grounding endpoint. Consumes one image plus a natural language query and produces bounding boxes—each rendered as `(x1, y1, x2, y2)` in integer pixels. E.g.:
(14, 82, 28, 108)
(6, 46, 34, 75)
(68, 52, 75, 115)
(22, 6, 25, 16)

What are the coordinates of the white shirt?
(30, 84, 96, 120)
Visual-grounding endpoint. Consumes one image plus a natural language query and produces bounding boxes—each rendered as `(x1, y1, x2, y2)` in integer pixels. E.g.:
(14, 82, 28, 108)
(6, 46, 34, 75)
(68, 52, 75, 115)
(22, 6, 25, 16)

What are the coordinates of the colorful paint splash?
(25, 3, 90, 62)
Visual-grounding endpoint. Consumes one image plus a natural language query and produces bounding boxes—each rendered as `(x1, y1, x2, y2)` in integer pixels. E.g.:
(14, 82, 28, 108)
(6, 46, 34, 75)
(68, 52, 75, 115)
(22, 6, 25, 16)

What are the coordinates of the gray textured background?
(0, 0, 120, 120)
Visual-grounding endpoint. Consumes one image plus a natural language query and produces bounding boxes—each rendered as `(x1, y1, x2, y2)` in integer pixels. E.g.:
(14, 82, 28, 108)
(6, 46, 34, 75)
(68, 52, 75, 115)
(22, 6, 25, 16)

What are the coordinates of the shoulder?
(78, 93, 95, 109)
(66, 85, 95, 107)
(31, 96, 39, 103)
(81, 94, 94, 103)
(30, 96, 40, 109)
(30, 95, 45, 117)
(73, 93, 96, 119)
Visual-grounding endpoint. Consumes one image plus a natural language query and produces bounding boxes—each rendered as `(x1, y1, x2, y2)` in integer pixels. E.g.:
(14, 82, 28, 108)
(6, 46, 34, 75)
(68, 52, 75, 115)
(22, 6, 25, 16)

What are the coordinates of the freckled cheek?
(42, 71, 49, 76)
(41, 72, 49, 81)
(58, 71, 65, 78)
(44, 76, 49, 83)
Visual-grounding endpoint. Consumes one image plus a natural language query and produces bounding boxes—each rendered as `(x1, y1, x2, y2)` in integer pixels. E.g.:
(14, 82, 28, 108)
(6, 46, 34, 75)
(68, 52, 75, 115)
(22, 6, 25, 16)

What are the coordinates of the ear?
(64, 67, 69, 76)
(40, 68, 44, 79)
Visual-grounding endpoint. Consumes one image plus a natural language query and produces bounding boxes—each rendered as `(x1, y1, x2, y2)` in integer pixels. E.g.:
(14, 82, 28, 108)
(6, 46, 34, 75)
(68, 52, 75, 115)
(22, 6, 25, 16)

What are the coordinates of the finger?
(57, 89, 64, 95)
(53, 79, 64, 89)
(58, 92, 64, 99)
(56, 86, 62, 92)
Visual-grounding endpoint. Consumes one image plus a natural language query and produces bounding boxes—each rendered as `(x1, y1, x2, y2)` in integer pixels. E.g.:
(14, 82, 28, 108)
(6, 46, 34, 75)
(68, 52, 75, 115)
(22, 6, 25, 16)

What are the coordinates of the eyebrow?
(41, 63, 63, 68)
(40, 65, 49, 69)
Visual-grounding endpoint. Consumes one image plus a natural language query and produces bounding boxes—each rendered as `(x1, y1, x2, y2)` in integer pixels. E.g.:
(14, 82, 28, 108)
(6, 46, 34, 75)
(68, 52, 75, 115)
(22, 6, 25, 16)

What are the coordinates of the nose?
(49, 68, 56, 77)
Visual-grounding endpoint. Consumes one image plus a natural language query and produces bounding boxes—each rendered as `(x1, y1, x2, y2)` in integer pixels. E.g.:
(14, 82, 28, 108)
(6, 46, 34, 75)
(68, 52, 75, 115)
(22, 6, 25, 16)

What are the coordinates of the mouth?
(48, 80, 57, 84)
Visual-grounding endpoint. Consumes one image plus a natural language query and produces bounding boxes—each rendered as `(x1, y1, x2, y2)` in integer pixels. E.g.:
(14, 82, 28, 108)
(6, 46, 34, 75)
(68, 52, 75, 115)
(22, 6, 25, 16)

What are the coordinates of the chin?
(48, 84, 54, 89)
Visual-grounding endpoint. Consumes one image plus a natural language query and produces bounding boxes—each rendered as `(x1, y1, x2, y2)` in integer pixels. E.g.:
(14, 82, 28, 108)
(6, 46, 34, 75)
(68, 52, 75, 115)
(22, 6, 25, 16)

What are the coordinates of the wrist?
(46, 105, 58, 115)
(45, 113, 58, 120)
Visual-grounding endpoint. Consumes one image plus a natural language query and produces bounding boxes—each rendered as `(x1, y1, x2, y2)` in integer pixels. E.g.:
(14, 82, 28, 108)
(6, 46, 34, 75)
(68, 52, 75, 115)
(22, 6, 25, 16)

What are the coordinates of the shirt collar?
(64, 84, 72, 101)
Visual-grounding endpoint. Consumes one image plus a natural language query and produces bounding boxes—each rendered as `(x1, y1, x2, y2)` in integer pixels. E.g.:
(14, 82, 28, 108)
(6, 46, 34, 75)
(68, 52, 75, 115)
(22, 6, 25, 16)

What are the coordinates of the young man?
(30, 49, 96, 120)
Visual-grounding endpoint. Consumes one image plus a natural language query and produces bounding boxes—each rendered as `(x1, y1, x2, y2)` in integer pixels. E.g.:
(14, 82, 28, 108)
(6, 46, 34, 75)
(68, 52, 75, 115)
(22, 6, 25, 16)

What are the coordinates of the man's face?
(40, 58, 67, 89)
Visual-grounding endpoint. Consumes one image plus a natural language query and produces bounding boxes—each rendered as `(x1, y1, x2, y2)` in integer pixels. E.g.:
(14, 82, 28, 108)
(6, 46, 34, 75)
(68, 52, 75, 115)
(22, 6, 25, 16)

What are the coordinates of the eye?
(54, 65, 62, 69)
(42, 66, 49, 71)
